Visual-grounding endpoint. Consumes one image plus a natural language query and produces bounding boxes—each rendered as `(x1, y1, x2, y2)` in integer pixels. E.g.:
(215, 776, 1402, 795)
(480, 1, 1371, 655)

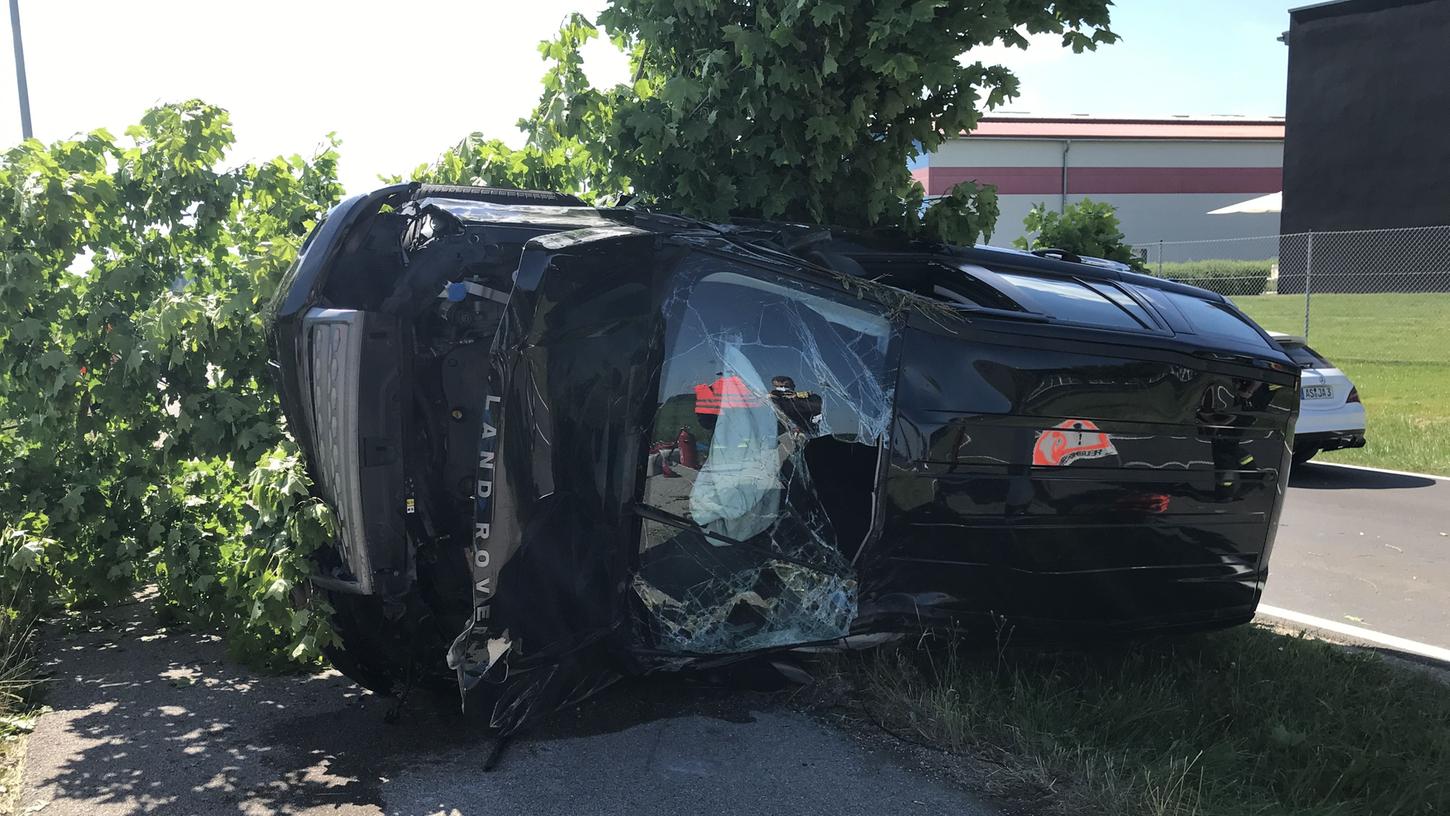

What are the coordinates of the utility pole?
(9, 0, 32, 139)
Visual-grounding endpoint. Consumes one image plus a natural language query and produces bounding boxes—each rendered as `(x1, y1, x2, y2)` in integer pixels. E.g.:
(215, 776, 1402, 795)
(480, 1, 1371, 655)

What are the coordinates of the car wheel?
(321, 590, 460, 697)
(1292, 445, 1318, 466)
(317, 552, 470, 699)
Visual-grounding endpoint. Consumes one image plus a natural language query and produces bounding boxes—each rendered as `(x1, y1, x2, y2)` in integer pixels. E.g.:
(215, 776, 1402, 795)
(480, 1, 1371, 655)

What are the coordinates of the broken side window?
(634, 257, 895, 654)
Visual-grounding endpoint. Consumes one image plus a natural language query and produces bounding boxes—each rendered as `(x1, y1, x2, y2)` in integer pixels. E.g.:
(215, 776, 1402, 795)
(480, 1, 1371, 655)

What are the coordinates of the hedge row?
(1153, 259, 1275, 297)
(1, 102, 344, 668)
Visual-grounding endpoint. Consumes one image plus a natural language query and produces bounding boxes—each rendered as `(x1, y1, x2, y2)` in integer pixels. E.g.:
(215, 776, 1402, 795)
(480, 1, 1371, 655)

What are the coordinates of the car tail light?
(1346, 387, 1361, 404)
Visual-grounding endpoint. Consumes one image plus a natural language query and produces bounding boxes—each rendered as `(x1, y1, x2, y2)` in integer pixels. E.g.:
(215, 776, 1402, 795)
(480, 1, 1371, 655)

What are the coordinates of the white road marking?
(1257, 604, 1450, 663)
(1306, 461, 1448, 482)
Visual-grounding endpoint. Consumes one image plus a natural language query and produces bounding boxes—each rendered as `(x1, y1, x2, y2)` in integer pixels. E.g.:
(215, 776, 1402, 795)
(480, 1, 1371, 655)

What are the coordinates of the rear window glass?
(847, 258, 1023, 312)
(1280, 342, 1329, 368)
(1162, 292, 1269, 346)
(995, 272, 1147, 330)
(940, 264, 1025, 311)
(1086, 281, 1158, 329)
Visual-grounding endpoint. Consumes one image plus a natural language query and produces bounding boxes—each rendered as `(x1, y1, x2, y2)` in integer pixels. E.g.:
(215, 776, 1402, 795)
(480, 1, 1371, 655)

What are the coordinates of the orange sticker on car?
(1033, 419, 1117, 467)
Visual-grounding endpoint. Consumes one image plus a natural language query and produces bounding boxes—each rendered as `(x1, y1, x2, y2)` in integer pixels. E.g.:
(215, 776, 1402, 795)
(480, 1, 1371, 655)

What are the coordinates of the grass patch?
(1233, 293, 1450, 475)
(0, 526, 50, 816)
(845, 627, 1450, 816)
(0, 608, 38, 816)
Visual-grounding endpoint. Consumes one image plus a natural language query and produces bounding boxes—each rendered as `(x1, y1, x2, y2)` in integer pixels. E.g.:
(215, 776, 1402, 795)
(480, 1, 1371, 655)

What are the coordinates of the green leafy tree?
(412, 2, 1119, 245)
(0, 102, 344, 666)
(1013, 198, 1145, 269)
(599, 0, 1114, 240)
(923, 181, 1001, 246)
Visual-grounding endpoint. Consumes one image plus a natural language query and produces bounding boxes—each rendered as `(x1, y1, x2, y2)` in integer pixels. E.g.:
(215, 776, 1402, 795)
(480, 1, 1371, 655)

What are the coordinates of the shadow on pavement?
(20, 603, 784, 816)
(1288, 462, 1437, 490)
(22, 603, 988, 816)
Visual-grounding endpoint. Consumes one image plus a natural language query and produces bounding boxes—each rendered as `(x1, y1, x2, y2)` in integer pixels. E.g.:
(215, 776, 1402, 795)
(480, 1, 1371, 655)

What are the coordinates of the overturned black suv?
(268, 183, 1299, 733)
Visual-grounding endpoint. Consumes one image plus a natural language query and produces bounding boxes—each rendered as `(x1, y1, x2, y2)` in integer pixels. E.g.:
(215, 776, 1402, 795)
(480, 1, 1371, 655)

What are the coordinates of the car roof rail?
(413, 184, 587, 207)
(1030, 247, 1083, 264)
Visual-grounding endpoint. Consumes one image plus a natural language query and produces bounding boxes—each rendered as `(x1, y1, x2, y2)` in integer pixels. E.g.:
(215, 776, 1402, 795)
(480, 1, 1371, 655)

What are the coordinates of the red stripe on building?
(929, 166, 1063, 195)
(1067, 167, 1283, 195)
(923, 166, 1283, 197)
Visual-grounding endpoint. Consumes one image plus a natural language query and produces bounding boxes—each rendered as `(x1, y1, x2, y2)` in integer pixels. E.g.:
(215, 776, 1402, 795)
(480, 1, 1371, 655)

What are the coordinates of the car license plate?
(1302, 385, 1334, 400)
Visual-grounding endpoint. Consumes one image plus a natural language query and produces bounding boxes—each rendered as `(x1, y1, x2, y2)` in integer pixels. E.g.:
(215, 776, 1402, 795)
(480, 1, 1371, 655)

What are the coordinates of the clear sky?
(1, 0, 1297, 193)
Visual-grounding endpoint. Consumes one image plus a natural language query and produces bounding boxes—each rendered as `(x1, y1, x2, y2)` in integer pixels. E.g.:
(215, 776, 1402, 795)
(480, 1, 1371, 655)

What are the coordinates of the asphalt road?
(1263, 462, 1450, 649)
(20, 603, 995, 816)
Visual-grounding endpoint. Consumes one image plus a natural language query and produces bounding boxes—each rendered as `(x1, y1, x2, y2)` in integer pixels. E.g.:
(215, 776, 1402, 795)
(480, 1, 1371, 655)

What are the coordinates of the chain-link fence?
(1133, 225, 1450, 339)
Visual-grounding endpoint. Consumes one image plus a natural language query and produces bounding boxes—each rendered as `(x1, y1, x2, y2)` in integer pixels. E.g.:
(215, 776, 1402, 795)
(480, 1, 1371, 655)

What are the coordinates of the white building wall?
(989, 194, 1282, 259)
(930, 137, 1284, 257)
(932, 139, 1066, 166)
(1061, 140, 1283, 168)
(986, 197, 1046, 248)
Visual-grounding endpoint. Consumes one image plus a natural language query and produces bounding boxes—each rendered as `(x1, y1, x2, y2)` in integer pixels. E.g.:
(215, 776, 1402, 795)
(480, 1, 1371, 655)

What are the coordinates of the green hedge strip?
(1153, 258, 1275, 296)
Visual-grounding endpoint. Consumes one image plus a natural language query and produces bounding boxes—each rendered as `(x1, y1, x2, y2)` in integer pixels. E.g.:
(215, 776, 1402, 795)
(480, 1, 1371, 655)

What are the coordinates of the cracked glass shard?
(633, 527, 857, 653)
(636, 260, 894, 653)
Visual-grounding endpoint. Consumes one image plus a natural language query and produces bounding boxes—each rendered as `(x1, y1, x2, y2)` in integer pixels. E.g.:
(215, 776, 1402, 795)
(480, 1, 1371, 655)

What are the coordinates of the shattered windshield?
(634, 258, 895, 654)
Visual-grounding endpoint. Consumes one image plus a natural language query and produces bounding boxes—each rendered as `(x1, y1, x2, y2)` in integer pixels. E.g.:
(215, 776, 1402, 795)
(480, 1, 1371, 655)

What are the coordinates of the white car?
(1268, 332, 1366, 464)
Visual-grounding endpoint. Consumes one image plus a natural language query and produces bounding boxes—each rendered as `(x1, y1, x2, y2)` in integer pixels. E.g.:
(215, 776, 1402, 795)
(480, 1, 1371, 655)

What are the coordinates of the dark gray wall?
(1282, 0, 1450, 234)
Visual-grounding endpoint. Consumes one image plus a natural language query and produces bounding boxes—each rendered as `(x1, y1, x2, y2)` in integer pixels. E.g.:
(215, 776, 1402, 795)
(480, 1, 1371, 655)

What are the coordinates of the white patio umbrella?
(1207, 191, 1282, 215)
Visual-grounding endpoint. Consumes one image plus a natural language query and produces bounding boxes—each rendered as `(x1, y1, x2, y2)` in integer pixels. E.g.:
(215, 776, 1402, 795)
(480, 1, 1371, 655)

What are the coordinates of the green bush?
(1156, 259, 1274, 297)
(0, 102, 343, 667)
(1013, 198, 1145, 270)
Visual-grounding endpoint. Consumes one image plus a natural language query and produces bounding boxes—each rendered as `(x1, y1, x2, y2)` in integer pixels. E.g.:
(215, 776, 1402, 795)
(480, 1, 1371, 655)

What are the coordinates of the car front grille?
(302, 308, 374, 593)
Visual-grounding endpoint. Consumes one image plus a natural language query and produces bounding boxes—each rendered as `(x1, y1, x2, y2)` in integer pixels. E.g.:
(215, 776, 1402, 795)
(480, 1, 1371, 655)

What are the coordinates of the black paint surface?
(269, 184, 1300, 733)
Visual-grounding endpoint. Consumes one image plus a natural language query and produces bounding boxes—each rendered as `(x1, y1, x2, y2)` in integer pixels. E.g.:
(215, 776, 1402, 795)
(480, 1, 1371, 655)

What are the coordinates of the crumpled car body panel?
(267, 184, 1299, 733)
